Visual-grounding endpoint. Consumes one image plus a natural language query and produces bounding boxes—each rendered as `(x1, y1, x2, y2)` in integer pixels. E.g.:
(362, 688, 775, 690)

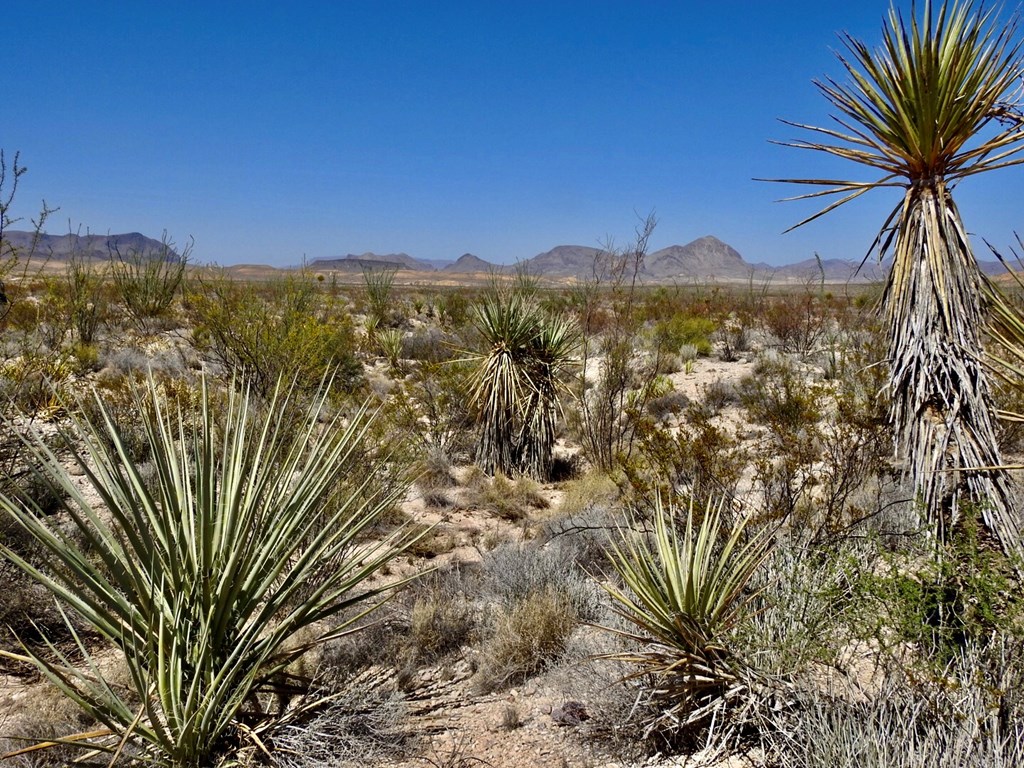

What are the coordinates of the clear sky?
(5, 1, 1023, 267)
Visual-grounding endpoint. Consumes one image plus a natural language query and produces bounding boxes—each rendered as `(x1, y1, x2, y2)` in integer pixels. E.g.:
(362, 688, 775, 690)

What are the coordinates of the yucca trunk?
(886, 181, 1020, 549)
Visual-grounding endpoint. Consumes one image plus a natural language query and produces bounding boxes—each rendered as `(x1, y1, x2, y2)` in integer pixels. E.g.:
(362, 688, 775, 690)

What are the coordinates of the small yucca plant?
(0, 374, 423, 767)
(600, 496, 772, 740)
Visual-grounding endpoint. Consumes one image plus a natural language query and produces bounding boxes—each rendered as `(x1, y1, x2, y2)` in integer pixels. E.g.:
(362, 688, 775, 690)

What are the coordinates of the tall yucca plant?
(771, 0, 1024, 554)
(467, 290, 577, 479)
(517, 314, 578, 479)
(468, 291, 538, 476)
(0, 375, 422, 767)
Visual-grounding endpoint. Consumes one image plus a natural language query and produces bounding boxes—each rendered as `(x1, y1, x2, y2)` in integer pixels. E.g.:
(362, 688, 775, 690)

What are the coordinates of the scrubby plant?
(652, 314, 716, 358)
(0, 149, 54, 328)
(763, 638, 1024, 768)
(476, 587, 578, 692)
(0, 374, 423, 767)
(109, 231, 189, 325)
(600, 496, 773, 742)
(188, 272, 363, 398)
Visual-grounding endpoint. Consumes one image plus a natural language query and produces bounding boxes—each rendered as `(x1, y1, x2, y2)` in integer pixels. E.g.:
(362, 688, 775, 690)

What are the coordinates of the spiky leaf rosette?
(466, 290, 577, 480)
(770, 0, 1024, 554)
(600, 496, 772, 740)
(467, 291, 538, 475)
(0, 375, 424, 767)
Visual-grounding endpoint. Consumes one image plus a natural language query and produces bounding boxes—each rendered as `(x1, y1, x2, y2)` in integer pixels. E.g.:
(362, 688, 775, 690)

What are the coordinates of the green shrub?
(652, 314, 716, 357)
(188, 273, 362, 398)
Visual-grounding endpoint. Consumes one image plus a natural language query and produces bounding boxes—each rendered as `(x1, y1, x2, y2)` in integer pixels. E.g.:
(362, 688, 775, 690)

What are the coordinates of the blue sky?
(6, 1, 1023, 267)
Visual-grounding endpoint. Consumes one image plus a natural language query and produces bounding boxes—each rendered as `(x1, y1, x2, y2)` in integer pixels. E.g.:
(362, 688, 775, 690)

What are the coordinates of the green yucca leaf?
(0, 373, 425, 766)
(599, 496, 772, 732)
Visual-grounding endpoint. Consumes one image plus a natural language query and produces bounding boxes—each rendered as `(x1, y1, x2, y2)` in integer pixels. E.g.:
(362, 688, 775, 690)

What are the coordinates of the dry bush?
(268, 670, 408, 768)
(464, 471, 548, 522)
(763, 639, 1024, 768)
(645, 389, 689, 421)
(475, 587, 578, 692)
(406, 570, 478, 664)
(478, 541, 603, 621)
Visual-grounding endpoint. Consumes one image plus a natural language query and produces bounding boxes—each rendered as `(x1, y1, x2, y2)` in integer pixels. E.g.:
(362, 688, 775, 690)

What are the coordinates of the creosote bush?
(187, 272, 363, 398)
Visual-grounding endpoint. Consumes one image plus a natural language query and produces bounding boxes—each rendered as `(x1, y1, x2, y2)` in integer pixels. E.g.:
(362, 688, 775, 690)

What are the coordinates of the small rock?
(551, 700, 589, 727)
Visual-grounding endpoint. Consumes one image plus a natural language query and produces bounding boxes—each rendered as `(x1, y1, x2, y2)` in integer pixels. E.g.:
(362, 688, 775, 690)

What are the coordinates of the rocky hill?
(521, 245, 605, 278)
(645, 236, 749, 280)
(311, 252, 437, 272)
(444, 253, 501, 273)
(2, 231, 178, 261)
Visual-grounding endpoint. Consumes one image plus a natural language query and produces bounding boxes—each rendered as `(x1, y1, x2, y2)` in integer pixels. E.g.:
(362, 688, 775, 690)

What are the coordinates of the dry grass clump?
(406, 570, 477, 664)
(464, 471, 549, 522)
(475, 586, 578, 692)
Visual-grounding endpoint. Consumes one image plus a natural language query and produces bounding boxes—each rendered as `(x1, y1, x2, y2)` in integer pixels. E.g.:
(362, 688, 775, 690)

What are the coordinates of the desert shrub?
(476, 587, 578, 691)
(465, 472, 548, 522)
(478, 541, 604, 621)
(736, 535, 872, 679)
(414, 444, 457, 491)
(56, 249, 110, 344)
(435, 289, 471, 330)
(645, 389, 689, 421)
(406, 569, 478, 664)
(0, 374, 422, 766)
(388, 359, 475, 459)
(188, 272, 362, 398)
(860, 511, 1022, 666)
(701, 378, 741, 412)
(739, 353, 823, 435)
(625, 401, 749, 509)
(109, 232, 189, 325)
(401, 325, 455, 363)
(571, 214, 663, 474)
(0, 351, 76, 417)
(653, 314, 716, 357)
(763, 639, 1024, 768)
(269, 674, 408, 768)
(762, 291, 828, 355)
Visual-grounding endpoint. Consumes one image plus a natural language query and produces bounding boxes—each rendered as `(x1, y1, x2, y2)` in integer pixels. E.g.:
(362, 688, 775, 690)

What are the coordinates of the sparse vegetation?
(4, 8, 1024, 762)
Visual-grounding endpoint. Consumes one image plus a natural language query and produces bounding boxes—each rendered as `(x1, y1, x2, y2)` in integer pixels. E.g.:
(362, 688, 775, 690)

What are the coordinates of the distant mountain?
(2, 230, 178, 261)
(311, 252, 437, 272)
(522, 245, 605, 278)
(769, 256, 887, 283)
(443, 253, 499, 273)
(646, 236, 749, 280)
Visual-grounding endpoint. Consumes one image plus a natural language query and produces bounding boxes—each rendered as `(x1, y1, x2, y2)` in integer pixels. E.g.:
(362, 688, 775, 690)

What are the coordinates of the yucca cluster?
(466, 286, 577, 481)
